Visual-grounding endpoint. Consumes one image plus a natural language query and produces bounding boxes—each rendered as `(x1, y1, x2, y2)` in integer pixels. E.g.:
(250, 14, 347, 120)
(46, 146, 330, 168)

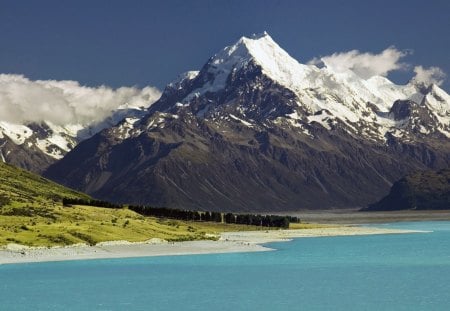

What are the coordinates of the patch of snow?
(174, 33, 450, 143)
(146, 120, 155, 130)
(307, 112, 332, 130)
(287, 111, 301, 120)
(419, 126, 430, 134)
(424, 86, 450, 118)
(0, 141, 6, 162)
(114, 117, 144, 140)
(47, 135, 72, 152)
(144, 113, 179, 132)
(362, 76, 417, 110)
(168, 71, 199, 90)
(128, 32, 450, 145)
(41, 122, 77, 152)
(125, 117, 140, 125)
(0, 122, 33, 145)
(288, 119, 314, 137)
(229, 114, 254, 127)
(35, 139, 64, 159)
(287, 118, 302, 128)
(420, 85, 450, 137)
(186, 32, 315, 101)
(175, 102, 189, 108)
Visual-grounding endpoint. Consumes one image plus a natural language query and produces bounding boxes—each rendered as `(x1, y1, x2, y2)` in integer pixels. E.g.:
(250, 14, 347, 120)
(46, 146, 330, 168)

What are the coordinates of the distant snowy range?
(1, 33, 449, 211)
(0, 74, 161, 172)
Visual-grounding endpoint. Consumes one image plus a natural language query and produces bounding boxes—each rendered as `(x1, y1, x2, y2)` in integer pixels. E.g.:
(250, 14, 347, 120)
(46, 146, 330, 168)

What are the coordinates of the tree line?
(62, 198, 301, 229)
(62, 198, 123, 209)
(128, 205, 300, 229)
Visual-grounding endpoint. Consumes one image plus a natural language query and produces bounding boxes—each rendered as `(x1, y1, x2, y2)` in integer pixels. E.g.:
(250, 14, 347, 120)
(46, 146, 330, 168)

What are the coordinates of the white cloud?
(0, 74, 161, 126)
(309, 47, 408, 79)
(413, 66, 446, 86)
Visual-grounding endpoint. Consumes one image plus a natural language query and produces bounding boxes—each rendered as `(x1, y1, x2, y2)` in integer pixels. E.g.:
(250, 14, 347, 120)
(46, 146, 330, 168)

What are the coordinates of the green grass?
(0, 204, 270, 247)
(0, 162, 295, 247)
(0, 162, 90, 208)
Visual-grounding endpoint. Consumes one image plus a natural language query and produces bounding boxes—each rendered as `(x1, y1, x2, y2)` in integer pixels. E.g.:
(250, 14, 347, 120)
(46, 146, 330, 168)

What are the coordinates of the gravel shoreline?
(0, 226, 426, 265)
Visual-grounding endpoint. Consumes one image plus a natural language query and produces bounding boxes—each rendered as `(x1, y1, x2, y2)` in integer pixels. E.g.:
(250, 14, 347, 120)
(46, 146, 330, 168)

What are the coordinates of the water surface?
(1, 221, 449, 310)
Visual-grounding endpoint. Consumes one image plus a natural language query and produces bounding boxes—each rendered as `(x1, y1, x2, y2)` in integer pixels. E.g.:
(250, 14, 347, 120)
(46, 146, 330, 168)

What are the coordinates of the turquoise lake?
(1, 221, 450, 310)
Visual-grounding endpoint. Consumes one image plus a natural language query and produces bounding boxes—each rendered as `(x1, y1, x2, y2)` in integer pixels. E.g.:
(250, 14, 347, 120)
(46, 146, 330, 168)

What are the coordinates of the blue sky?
(1, 0, 449, 91)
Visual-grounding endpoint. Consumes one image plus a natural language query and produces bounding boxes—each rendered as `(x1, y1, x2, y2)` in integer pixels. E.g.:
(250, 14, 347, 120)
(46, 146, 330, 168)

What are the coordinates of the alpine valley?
(44, 33, 450, 212)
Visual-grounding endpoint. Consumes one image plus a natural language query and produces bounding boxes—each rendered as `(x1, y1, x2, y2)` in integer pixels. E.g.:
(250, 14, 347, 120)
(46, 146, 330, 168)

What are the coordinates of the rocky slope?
(365, 169, 450, 210)
(0, 105, 147, 173)
(45, 33, 450, 211)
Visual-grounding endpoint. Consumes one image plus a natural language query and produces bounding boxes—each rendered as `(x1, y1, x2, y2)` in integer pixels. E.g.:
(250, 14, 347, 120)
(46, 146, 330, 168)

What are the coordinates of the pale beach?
(0, 226, 425, 265)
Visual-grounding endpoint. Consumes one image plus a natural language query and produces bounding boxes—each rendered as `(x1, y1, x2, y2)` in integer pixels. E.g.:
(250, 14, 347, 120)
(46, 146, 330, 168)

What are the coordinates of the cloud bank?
(309, 47, 408, 79)
(309, 47, 447, 88)
(413, 66, 446, 86)
(0, 74, 161, 126)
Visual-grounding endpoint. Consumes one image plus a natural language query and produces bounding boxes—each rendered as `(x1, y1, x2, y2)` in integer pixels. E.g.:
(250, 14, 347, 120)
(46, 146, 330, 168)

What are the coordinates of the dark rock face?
(44, 35, 450, 212)
(365, 169, 450, 211)
(0, 122, 69, 173)
(44, 112, 449, 212)
(44, 63, 450, 211)
(0, 138, 55, 173)
(0, 107, 149, 173)
(390, 100, 417, 120)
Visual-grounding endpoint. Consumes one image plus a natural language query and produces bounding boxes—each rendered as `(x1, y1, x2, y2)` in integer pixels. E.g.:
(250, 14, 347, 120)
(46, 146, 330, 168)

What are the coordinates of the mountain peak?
(214, 31, 299, 68)
(197, 32, 313, 95)
(44, 34, 450, 212)
(210, 31, 280, 68)
(248, 31, 270, 40)
(237, 31, 276, 49)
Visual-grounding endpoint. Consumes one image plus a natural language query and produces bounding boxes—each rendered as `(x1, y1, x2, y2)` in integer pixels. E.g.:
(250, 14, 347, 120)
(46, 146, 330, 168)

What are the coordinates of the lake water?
(1, 221, 450, 310)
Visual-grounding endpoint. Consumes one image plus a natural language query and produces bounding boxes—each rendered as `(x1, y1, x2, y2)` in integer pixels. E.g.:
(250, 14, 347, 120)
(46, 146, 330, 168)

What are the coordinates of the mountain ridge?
(0, 105, 148, 173)
(365, 169, 450, 211)
(44, 33, 450, 211)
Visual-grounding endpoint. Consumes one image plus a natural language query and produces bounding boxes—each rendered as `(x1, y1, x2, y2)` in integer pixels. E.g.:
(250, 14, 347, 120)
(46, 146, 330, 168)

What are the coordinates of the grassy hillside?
(0, 204, 267, 247)
(0, 162, 272, 247)
(365, 169, 450, 211)
(0, 161, 90, 208)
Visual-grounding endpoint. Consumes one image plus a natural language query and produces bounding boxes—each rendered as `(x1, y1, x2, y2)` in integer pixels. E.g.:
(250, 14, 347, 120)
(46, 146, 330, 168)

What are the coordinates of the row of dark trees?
(128, 205, 300, 228)
(129, 205, 222, 222)
(62, 198, 123, 209)
(224, 213, 300, 228)
(62, 197, 301, 229)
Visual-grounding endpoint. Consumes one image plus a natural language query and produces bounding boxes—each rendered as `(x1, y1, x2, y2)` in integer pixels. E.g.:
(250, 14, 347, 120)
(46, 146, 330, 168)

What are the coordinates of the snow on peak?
(208, 32, 313, 90)
(249, 31, 270, 40)
(0, 122, 33, 145)
(422, 84, 450, 132)
(180, 32, 315, 100)
(365, 75, 395, 87)
(168, 71, 199, 90)
(429, 83, 450, 102)
(172, 33, 450, 140)
(183, 71, 200, 80)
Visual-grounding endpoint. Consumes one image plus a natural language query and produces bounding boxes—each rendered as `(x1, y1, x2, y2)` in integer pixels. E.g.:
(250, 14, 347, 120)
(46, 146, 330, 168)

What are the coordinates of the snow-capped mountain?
(149, 32, 449, 141)
(45, 33, 450, 211)
(0, 104, 148, 173)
